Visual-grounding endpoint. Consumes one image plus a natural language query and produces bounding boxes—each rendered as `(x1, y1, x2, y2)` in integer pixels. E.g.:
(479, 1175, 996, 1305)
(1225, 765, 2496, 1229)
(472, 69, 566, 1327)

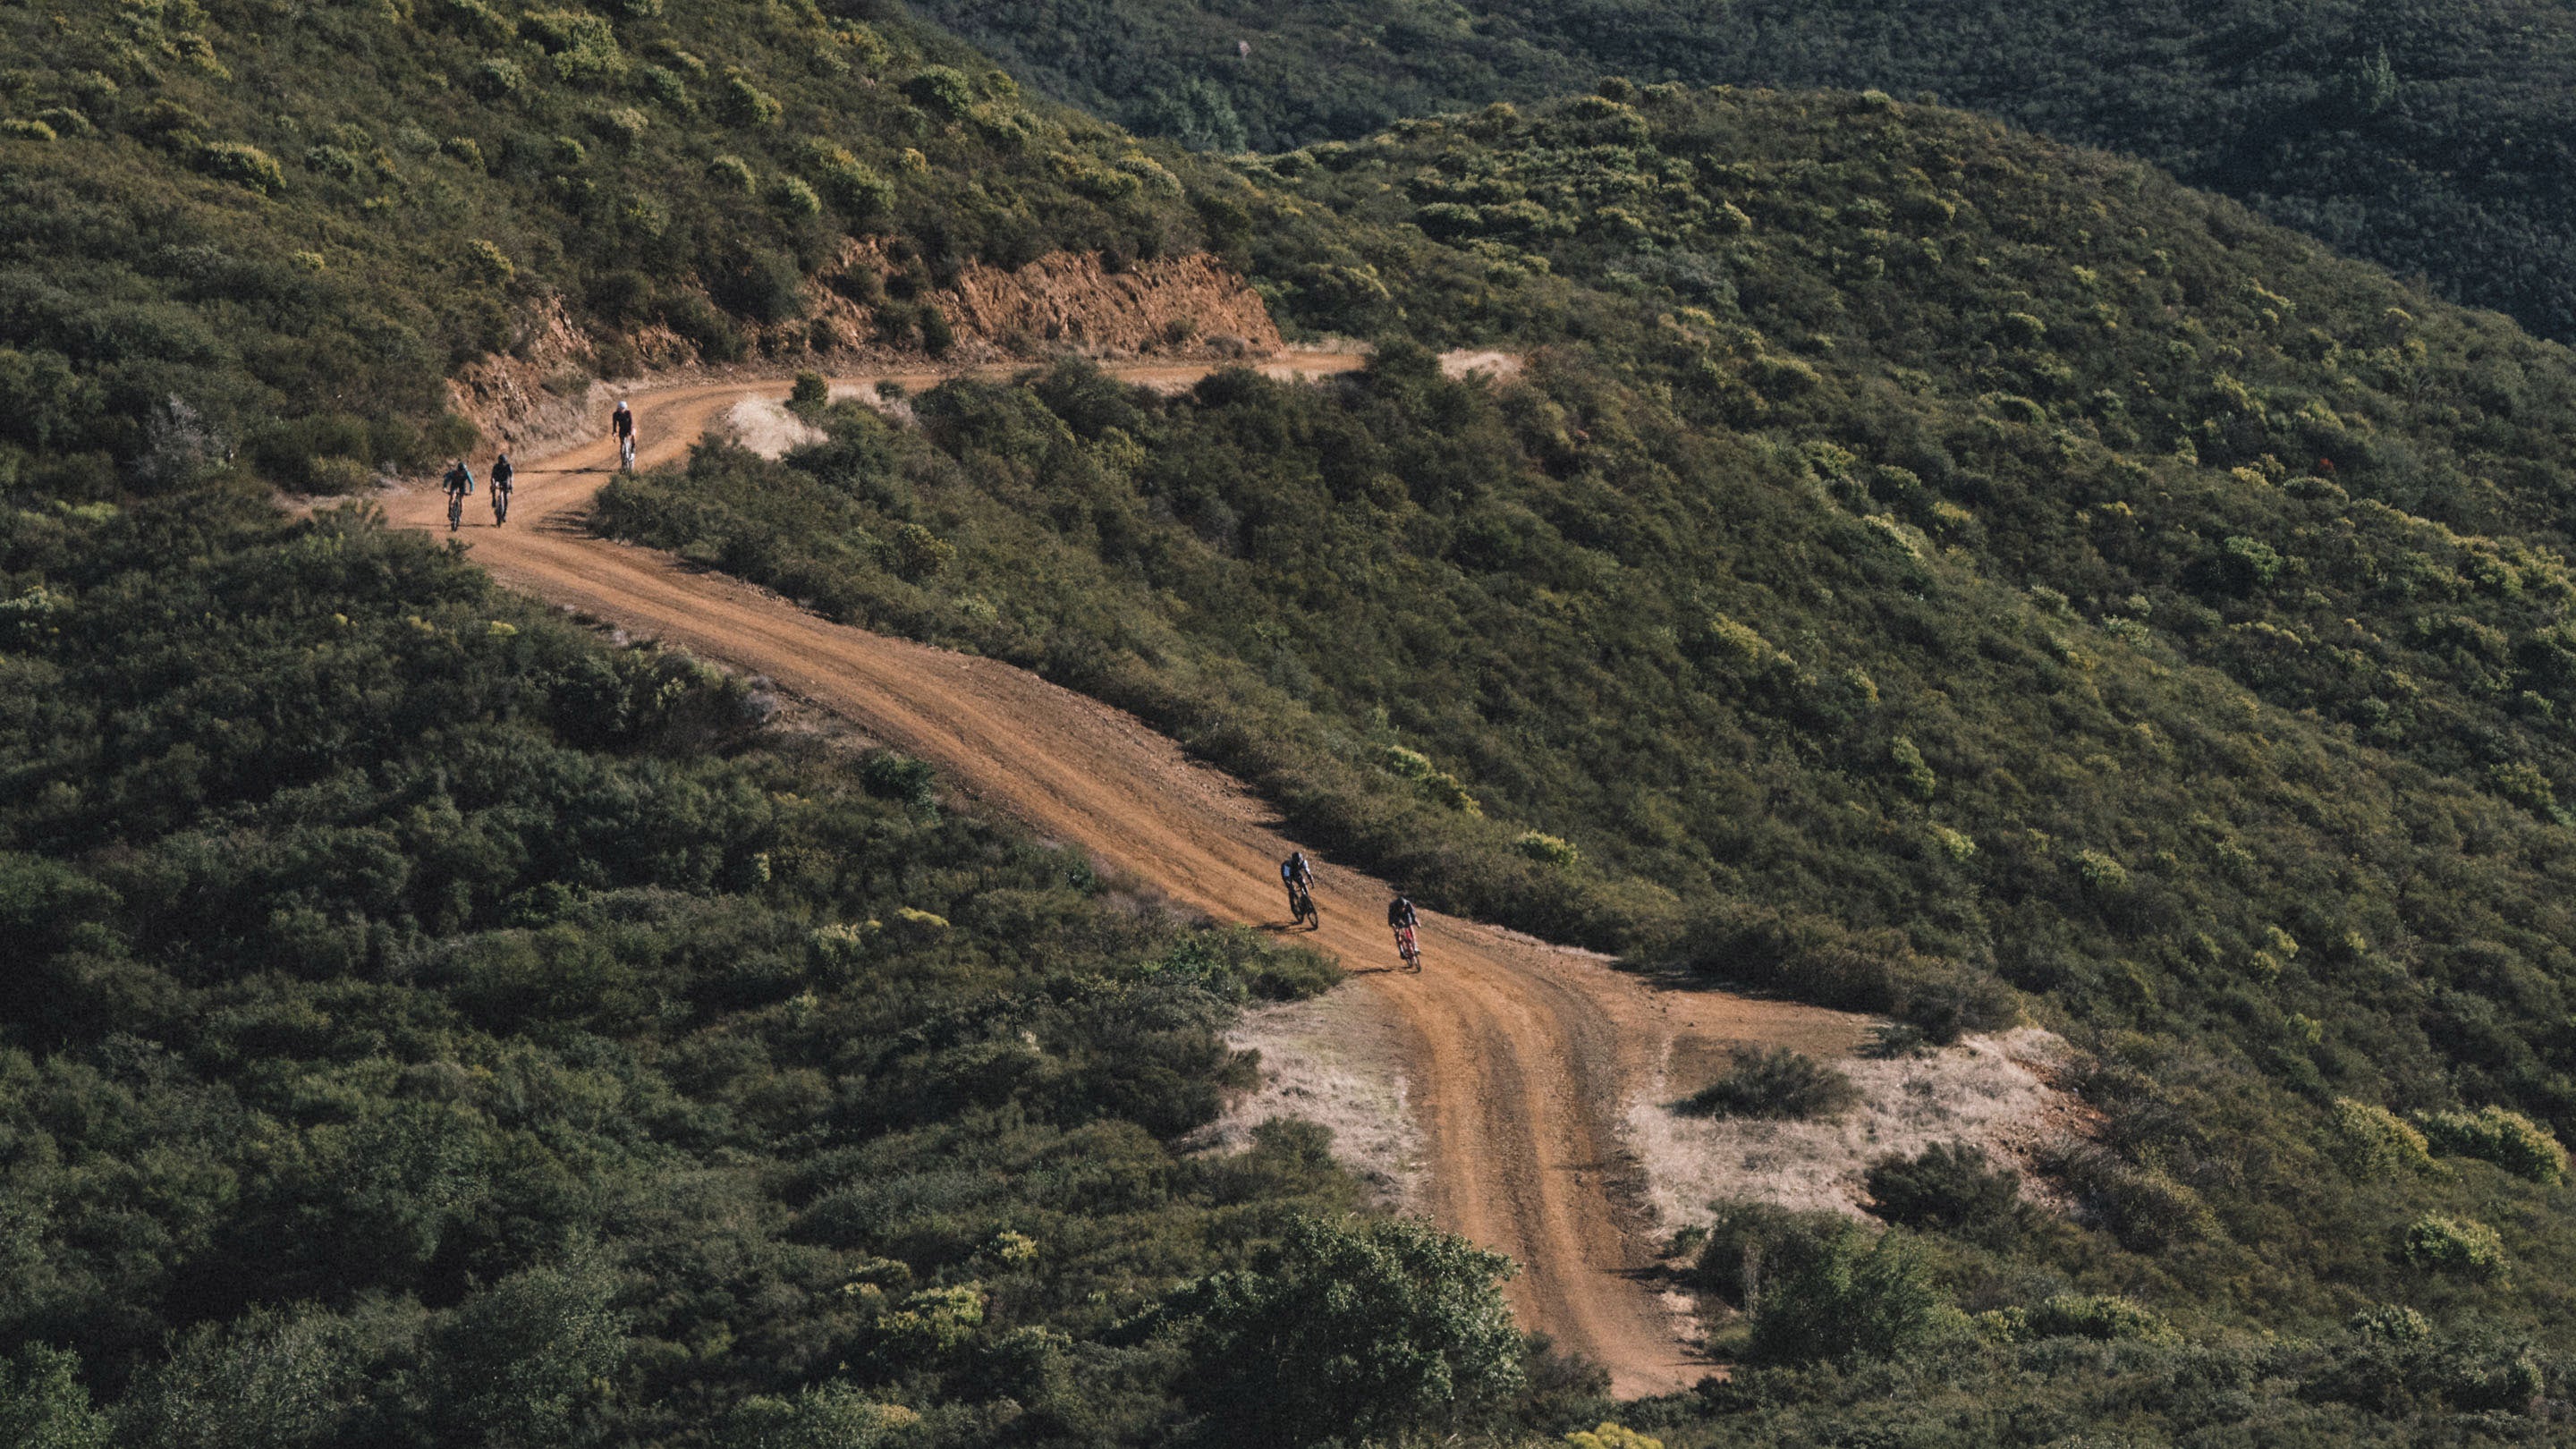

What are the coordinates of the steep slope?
(596, 85, 2576, 1360)
(0, 485, 1404, 1445)
(0, 0, 1241, 496)
(912, 0, 2576, 343)
(386, 360, 1878, 1396)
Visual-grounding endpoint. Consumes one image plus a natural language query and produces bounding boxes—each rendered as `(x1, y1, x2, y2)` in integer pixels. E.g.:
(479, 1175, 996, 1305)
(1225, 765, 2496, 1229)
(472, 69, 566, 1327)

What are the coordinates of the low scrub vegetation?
(1677, 1047, 1860, 1122)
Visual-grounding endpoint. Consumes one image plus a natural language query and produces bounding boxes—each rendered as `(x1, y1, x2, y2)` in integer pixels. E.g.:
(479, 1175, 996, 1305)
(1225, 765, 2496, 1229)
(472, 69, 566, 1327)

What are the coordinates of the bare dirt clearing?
(373, 353, 2049, 1396)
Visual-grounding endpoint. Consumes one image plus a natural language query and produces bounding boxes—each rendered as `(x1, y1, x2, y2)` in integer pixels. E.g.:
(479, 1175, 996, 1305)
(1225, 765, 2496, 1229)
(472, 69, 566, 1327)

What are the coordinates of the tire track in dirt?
(382, 356, 1869, 1396)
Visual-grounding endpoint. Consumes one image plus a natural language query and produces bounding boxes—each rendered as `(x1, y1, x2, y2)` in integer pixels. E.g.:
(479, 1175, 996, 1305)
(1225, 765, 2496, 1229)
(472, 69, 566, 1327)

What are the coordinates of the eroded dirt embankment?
(445, 250, 1282, 459)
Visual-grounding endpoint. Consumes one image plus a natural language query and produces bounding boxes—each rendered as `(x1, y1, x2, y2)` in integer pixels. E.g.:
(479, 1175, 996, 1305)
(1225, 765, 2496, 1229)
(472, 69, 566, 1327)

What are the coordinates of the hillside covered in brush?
(916, 0, 2576, 347)
(597, 81, 2576, 1428)
(11, 0, 2576, 1439)
(0, 0, 1233, 496)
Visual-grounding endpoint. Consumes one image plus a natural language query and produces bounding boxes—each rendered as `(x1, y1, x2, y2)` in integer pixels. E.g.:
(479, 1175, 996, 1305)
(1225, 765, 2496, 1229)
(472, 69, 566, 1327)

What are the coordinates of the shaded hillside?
(0, 0, 1229, 496)
(597, 84, 2576, 1368)
(910, 0, 2576, 343)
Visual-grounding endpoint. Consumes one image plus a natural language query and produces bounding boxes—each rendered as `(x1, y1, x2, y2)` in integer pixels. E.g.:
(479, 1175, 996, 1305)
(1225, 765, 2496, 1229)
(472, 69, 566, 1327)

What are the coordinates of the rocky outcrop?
(761, 243, 1282, 364)
(445, 295, 610, 459)
(445, 249, 1282, 461)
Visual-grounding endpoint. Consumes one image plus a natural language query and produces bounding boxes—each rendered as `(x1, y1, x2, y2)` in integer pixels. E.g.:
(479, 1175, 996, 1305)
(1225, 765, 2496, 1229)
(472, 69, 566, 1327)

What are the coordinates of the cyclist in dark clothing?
(1387, 894, 1422, 970)
(490, 449, 514, 525)
(441, 459, 475, 531)
(1280, 850, 1318, 927)
(611, 400, 636, 470)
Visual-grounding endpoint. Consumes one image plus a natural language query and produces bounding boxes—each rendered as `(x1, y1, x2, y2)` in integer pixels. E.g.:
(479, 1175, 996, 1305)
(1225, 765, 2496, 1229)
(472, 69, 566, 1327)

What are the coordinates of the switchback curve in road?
(382, 354, 1868, 1396)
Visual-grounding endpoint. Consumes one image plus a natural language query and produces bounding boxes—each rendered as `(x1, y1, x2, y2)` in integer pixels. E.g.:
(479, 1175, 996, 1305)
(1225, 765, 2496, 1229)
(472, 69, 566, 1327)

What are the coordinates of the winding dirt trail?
(384, 356, 1867, 1396)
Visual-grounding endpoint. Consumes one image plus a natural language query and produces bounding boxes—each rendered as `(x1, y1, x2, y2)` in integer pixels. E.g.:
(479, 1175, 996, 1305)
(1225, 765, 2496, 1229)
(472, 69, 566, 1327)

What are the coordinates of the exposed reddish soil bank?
(383, 362, 1871, 1397)
(445, 250, 1283, 455)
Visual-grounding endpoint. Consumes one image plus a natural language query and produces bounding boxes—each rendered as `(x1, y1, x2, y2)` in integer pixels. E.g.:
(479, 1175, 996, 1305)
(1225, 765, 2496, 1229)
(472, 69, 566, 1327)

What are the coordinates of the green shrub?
(858, 750, 937, 808)
(767, 175, 822, 220)
(1515, 830, 1578, 867)
(521, 10, 625, 83)
(463, 240, 515, 288)
(1565, 1424, 1661, 1449)
(1380, 744, 1481, 813)
(1863, 1142, 2026, 1243)
(1158, 1215, 1525, 1449)
(818, 158, 894, 218)
(706, 155, 756, 192)
(719, 1384, 913, 1449)
(722, 74, 784, 127)
(1, 119, 59, 143)
(1690, 1199, 1845, 1307)
(434, 0, 513, 42)
(1889, 735, 1936, 799)
(791, 372, 829, 410)
(470, 58, 528, 98)
(304, 143, 360, 179)
(0, 1343, 109, 1449)
(2418, 1106, 2569, 1183)
(2073, 848, 2129, 894)
(1748, 1225, 1957, 1364)
(192, 141, 285, 195)
(596, 107, 650, 148)
(2329, 1098, 2439, 1177)
(2220, 534, 2284, 589)
(2401, 1214, 2509, 1282)
(2024, 1293, 2177, 1343)
(893, 522, 954, 579)
(1680, 1046, 1860, 1120)
(904, 65, 976, 120)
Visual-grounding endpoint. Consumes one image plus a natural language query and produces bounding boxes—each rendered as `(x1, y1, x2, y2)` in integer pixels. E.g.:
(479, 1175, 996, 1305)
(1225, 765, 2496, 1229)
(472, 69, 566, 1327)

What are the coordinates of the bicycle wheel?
(448, 496, 462, 530)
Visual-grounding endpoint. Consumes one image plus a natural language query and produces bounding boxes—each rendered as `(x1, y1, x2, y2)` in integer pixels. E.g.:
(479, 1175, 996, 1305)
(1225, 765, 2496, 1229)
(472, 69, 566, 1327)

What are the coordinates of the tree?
(1160, 1215, 1525, 1448)
(0, 1345, 110, 1449)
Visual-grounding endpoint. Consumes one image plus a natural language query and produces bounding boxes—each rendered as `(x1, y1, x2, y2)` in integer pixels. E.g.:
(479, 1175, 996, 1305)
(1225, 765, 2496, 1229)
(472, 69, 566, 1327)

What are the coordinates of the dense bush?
(1153, 1215, 1526, 1449)
(2418, 1106, 2570, 1185)
(1863, 1143, 2029, 1246)
(1745, 1226, 1957, 1365)
(0, 494, 1374, 1445)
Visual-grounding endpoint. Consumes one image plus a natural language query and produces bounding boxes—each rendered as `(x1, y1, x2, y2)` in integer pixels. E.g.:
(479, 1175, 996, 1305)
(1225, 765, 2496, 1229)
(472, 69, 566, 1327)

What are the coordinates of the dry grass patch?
(1627, 1027, 2082, 1226)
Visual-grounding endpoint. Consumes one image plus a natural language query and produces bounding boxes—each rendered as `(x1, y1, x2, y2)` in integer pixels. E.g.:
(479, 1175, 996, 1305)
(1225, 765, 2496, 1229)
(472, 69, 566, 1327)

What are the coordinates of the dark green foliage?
(0, 1344, 109, 1449)
(914, 0, 2576, 347)
(1863, 1143, 2029, 1246)
(0, 495, 1360, 1444)
(1155, 1215, 1526, 1449)
(1678, 1047, 1860, 1121)
(1688, 1200, 1845, 1309)
(1674, 1317, 2565, 1444)
(1745, 1225, 1954, 1365)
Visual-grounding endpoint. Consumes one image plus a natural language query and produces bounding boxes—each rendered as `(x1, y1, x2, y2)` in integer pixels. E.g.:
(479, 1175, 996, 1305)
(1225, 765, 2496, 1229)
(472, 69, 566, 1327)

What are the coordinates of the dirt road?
(385, 356, 1867, 1396)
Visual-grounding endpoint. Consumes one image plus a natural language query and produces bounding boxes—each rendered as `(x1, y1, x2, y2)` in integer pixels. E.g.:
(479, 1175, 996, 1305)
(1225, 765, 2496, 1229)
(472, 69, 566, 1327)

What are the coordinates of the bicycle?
(1394, 924, 1422, 973)
(1286, 877, 1319, 931)
(491, 486, 511, 526)
(447, 489, 464, 531)
(619, 434, 636, 471)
